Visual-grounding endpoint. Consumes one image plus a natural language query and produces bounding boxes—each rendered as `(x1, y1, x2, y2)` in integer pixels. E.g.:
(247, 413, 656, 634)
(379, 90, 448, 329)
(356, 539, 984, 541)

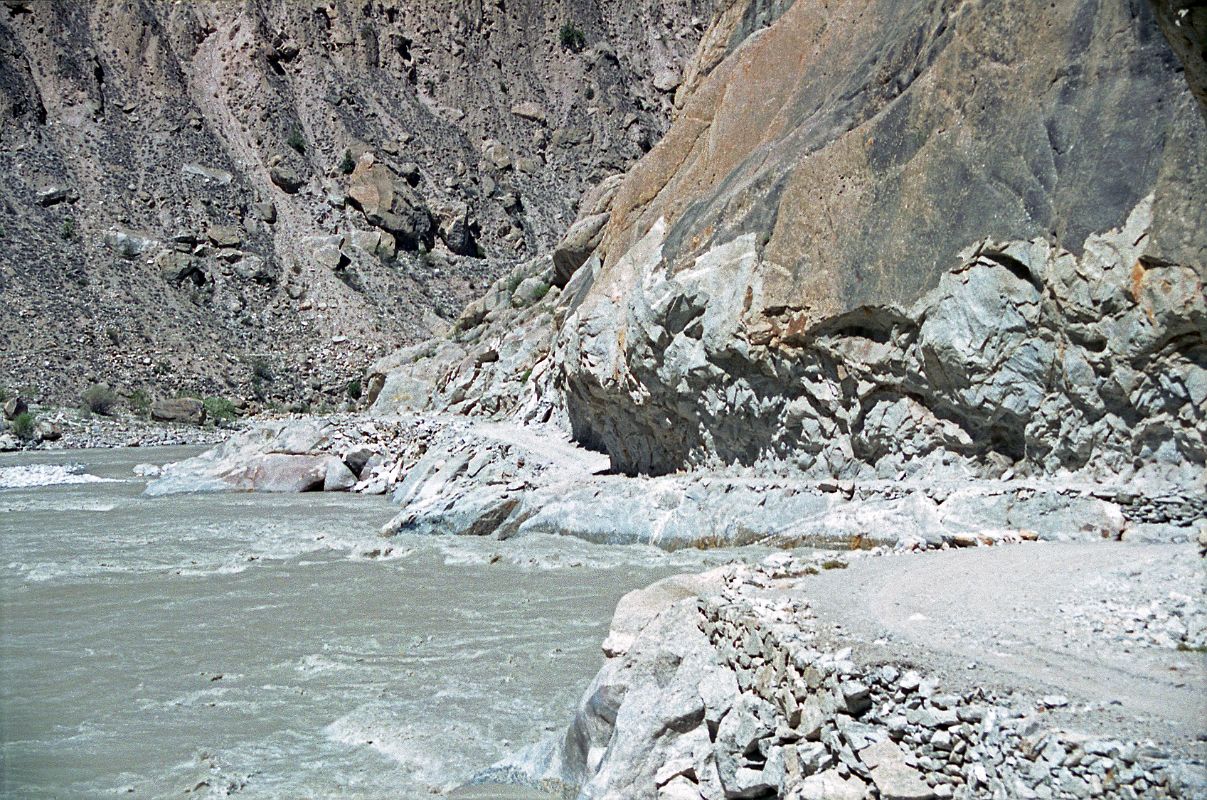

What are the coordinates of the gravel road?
(804, 542, 1206, 753)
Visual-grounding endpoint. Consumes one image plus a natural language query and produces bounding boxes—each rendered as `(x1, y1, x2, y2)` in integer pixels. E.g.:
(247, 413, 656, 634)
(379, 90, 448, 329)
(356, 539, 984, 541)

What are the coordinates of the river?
(0, 446, 753, 798)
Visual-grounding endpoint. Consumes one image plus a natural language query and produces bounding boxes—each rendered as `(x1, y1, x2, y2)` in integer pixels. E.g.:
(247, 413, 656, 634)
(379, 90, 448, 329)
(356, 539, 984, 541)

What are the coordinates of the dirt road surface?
(804, 542, 1206, 754)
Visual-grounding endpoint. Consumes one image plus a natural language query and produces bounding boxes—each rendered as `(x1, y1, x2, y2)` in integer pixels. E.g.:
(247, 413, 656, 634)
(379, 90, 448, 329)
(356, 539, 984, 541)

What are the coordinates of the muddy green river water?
(0, 446, 749, 798)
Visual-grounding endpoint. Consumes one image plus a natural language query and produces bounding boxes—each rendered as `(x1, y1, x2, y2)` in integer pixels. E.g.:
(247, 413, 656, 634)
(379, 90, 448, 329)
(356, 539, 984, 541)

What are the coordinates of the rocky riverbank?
(485, 546, 1206, 799)
(141, 412, 1206, 548)
(0, 404, 233, 451)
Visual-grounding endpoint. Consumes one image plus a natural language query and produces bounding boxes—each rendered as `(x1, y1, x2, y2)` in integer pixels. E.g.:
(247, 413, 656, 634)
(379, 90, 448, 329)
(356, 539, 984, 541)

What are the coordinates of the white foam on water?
(143, 686, 234, 711)
(423, 530, 759, 572)
(0, 498, 118, 513)
(0, 464, 116, 489)
(294, 653, 354, 675)
(324, 705, 468, 792)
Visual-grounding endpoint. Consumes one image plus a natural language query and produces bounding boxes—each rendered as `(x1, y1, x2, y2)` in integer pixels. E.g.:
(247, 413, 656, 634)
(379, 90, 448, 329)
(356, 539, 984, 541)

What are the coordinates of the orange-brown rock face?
(555, 0, 1206, 478)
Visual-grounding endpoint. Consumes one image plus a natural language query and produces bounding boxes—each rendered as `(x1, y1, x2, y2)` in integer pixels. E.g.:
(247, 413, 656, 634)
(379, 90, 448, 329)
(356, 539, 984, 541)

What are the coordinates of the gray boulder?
(150, 397, 206, 425)
(552, 212, 609, 287)
(269, 162, 305, 193)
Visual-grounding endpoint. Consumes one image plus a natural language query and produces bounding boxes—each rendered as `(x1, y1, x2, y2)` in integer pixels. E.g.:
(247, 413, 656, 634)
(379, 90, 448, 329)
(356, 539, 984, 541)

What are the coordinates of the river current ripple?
(0, 446, 757, 798)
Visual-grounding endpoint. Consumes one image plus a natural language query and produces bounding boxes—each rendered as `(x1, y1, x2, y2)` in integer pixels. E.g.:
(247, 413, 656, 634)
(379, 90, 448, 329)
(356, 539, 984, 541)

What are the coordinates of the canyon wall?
(0, 0, 714, 405)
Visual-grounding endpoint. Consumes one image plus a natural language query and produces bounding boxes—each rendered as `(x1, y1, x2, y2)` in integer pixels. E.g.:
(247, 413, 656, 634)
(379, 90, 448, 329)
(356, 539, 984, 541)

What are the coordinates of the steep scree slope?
(0, 0, 715, 406)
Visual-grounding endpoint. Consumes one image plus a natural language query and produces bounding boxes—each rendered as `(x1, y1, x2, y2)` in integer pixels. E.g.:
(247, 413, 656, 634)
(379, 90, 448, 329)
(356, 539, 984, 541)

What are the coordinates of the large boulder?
(3, 397, 28, 420)
(150, 397, 206, 425)
(145, 420, 350, 495)
(268, 161, 305, 193)
(346, 156, 432, 249)
(552, 212, 609, 287)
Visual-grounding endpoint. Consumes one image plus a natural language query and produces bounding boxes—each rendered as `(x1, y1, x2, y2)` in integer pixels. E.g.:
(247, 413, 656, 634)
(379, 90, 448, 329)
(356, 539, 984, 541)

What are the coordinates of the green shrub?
(340, 149, 356, 174)
(0, 386, 7, 403)
(287, 127, 306, 154)
(60, 217, 76, 241)
(82, 383, 118, 416)
(12, 411, 36, 440)
(559, 22, 585, 52)
(128, 388, 151, 418)
(203, 396, 238, 423)
(532, 281, 551, 302)
(250, 357, 275, 382)
(345, 379, 362, 400)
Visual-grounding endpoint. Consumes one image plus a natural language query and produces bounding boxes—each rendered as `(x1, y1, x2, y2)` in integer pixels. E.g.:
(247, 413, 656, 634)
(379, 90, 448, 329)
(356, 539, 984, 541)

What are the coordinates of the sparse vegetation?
(128, 388, 151, 418)
(60, 217, 76, 241)
(345, 379, 362, 401)
(250, 357, 274, 402)
(203, 396, 238, 423)
(82, 383, 118, 416)
(287, 127, 306, 154)
(250, 357, 275, 382)
(559, 22, 586, 52)
(0, 386, 7, 403)
(12, 411, 36, 440)
(532, 281, 551, 302)
(520, 368, 533, 383)
(340, 148, 356, 174)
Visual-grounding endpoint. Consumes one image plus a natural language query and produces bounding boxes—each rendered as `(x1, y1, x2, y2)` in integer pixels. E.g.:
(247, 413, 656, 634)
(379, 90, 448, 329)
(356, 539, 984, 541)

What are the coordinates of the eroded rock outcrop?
(558, 197, 1206, 481)
(366, 0, 1205, 489)
(553, 0, 1206, 480)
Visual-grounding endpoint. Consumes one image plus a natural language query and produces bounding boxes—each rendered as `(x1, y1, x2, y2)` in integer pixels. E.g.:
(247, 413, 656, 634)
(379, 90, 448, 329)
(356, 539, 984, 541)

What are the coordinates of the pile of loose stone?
(304, 415, 443, 495)
(1056, 563, 1206, 653)
(677, 555, 1204, 800)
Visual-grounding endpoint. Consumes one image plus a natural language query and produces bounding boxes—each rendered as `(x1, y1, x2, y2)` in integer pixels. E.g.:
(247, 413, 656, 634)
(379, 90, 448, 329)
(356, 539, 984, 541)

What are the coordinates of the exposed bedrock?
(552, 0, 1206, 480)
(557, 197, 1206, 482)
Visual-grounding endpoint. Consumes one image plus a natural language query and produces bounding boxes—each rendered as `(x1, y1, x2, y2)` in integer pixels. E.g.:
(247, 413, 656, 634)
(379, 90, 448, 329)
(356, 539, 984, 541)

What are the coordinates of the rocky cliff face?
(0, 0, 714, 406)
(369, 0, 1205, 486)
(555, 0, 1207, 480)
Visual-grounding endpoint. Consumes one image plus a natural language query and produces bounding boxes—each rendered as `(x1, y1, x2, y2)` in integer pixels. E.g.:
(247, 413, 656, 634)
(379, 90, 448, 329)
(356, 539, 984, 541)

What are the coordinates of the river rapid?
(0, 447, 758, 798)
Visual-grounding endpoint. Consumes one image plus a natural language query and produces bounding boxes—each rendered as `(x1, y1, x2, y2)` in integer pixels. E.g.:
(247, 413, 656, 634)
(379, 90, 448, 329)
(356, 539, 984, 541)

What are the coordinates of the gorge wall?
(557, 0, 1206, 480)
(0, 0, 715, 406)
(370, 0, 1206, 486)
